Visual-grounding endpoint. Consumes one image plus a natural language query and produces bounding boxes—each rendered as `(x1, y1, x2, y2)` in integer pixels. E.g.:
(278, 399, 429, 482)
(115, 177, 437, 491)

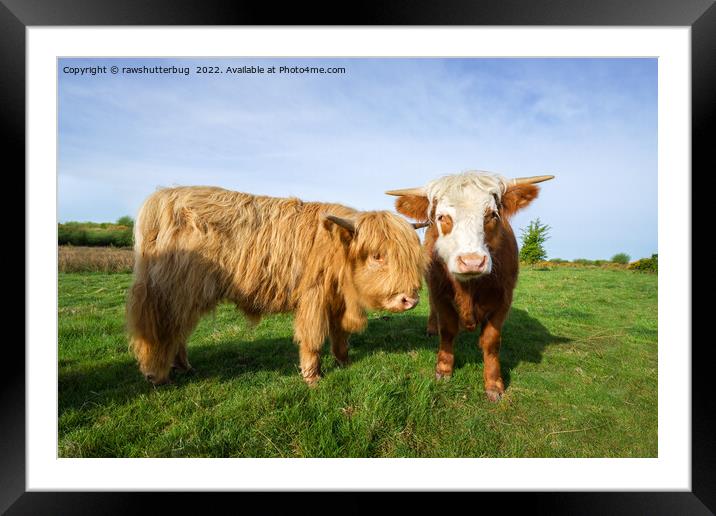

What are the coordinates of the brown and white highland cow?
(387, 171, 554, 401)
(127, 186, 426, 386)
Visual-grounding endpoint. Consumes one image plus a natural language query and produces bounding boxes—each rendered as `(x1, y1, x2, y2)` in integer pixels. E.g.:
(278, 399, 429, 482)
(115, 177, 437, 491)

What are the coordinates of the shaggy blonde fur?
(127, 186, 424, 385)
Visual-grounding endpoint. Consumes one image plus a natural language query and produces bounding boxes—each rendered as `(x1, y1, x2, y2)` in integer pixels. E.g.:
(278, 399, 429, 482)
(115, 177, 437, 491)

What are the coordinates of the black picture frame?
(5, 0, 713, 513)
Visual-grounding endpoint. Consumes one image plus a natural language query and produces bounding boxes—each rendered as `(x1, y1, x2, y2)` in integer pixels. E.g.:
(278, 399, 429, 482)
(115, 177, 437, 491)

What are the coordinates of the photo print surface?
(58, 57, 657, 458)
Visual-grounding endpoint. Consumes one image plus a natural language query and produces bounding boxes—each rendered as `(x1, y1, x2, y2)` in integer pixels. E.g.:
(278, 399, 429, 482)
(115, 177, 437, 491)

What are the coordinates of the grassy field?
(58, 268, 657, 457)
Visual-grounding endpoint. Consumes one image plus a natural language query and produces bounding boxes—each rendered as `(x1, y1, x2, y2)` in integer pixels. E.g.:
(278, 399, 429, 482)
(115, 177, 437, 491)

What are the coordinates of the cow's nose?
(457, 253, 488, 273)
(401, 294, 419, 310)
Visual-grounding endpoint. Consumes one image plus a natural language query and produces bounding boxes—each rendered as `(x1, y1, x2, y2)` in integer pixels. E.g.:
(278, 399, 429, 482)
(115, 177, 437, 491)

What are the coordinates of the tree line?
(58, 216, 134, 247)
(519, 218, 657, 271)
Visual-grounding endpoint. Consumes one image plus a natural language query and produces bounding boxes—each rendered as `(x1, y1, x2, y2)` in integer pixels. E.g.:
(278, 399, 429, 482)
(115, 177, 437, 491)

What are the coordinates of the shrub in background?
(58, 216, 134, 247)
(116, 215, 134, 228)
(572, 258, 595, 266)
(611, 252, 631, 264)
(519, 218, 551, 264)
(628, 253, 658, 273)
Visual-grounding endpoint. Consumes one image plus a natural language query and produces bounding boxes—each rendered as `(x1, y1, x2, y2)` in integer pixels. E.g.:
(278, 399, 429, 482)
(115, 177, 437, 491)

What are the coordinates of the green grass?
(58, 268, 657, 458)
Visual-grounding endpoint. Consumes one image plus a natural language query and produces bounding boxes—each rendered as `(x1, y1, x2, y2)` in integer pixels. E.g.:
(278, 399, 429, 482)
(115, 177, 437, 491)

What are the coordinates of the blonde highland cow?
(127, 186, 426, 385)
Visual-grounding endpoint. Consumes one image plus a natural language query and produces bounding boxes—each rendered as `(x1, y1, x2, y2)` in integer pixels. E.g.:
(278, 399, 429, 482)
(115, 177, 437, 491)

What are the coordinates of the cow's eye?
(492, 211, 500, 220)
(436, 214, 444, 222)
(373, 253, 384, 262)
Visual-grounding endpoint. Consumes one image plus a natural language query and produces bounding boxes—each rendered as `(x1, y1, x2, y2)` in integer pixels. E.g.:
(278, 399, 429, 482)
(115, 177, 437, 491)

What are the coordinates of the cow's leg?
(435, 303, 459, 380)
(426, 301, 439, 337)
(172, 343, 193, 373)
(298, 339, 323, 385)
(166, 304, 203, 377)
(149, 328, 199, 385)
(294, 293, 329, 385)
(479, 310, 508, 402)
(329, 315, 350, 367)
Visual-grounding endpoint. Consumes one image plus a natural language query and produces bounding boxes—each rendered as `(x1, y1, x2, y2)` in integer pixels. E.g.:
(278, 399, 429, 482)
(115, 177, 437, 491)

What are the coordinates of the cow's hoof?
(485, 389, 503, 402)
(336, 358, 351, 368)
(146, 374, 171, 386)
(435, 371, 452, 381)
(426, 328, 438, 337)
(304, 375, 321, 387)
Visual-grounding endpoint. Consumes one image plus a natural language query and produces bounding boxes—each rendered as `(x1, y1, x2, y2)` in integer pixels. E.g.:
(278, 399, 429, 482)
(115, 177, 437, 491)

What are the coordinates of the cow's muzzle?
(385, 292, 420, 312)
(456, 253, 488, 274)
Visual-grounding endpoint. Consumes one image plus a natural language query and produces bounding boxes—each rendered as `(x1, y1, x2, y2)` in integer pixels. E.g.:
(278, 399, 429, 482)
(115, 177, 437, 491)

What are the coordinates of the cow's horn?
(385, 187, 427, 197)
(412, 221, 430, 230)
(510, 175, 555, 186)
(325, 215, 356, 233)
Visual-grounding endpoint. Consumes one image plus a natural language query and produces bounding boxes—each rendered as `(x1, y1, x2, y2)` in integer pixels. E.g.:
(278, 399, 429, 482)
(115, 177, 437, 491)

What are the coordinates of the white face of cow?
(390, 171, 551, 283)
(427, 174, 506, 282)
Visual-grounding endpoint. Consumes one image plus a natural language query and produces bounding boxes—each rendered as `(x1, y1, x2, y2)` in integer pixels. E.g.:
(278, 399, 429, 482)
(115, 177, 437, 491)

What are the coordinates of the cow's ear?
(501, 184, 540, 218)
(395, 195, 430, 222)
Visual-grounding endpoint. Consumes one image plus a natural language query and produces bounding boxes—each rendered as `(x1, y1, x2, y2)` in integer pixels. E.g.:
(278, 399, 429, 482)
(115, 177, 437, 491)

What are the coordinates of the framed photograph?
(7, 0, 713, 512)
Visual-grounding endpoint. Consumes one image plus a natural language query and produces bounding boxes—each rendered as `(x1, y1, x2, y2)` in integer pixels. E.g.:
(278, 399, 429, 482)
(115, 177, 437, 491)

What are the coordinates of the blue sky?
(58, 58, 657, 260)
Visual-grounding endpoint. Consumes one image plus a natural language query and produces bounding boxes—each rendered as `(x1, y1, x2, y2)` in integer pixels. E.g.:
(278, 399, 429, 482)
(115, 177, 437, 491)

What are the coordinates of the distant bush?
(611, 253, 631, 264)
(116, 215, 134, 228)
(572, 258, 595, 266)
(531, 259, 630, 270)
(58, 218, 133, 247)
(628, 254, 658, 273)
